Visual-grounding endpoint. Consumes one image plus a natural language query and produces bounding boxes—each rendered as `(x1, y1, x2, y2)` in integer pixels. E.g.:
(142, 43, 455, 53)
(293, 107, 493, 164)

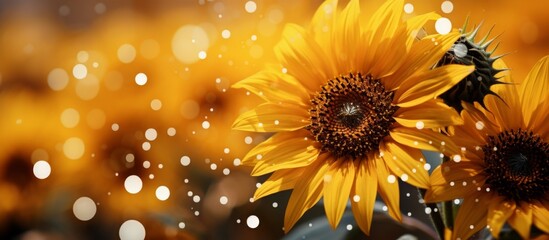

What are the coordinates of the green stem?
(418, 188, 445, 240)
(443, 200, 454, 230)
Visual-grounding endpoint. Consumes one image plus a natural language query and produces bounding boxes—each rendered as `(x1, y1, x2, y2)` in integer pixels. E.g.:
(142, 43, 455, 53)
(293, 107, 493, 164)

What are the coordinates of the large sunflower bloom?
(425, 56, 549, 239)
(233, 0, 474, 234)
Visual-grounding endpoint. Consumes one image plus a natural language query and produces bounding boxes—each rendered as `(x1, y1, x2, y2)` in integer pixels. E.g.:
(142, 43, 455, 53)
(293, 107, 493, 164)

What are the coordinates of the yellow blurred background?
(0, 0, 546, 239)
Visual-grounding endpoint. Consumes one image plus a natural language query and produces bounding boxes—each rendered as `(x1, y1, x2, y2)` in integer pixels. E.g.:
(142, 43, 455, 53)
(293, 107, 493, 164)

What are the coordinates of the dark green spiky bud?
(436, 21, 508, 112)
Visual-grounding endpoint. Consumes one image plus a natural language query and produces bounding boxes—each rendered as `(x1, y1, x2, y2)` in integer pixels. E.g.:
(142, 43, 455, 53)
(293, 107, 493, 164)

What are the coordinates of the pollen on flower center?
(483, 129, 549, 203)
(308, 73, 398, 159)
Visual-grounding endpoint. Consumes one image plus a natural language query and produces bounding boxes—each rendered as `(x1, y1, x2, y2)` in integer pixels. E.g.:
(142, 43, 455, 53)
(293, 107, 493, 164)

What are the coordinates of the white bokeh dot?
(119, 220, 145, 240)
(220, 196, 228, 205)
(33, 160, 51, 179)
(72, 64, 88, 80)
(246, 215, 260, 229)
(155, 186, 170, 201)
(124, 175, 143, 194)
(180, 156, 191, 166)
(73, 197, 97, 221)
(441, 1, 454, 13)
(135, 73, 148, 86)
(403, 3, 414, 14)
(244, 1, 257, 13)
(435, 17, 452, 35)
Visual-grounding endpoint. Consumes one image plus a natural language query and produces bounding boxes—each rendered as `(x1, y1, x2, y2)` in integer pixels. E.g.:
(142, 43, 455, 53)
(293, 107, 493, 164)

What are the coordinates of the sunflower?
(425, 56, 549, 239)
(436, 21, 507, 112)
(232, 0, 474, 235)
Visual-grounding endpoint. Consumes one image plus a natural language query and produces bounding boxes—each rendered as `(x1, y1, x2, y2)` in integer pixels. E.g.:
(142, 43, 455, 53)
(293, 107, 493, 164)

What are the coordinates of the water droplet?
(73, 197, 97, 221)
(353, 195, 360, 202)
(167, 127, 176, 136)
(424, 163, 431, 171)
(453, 43, 468, 58)
(346, 224, 353, 231)
(425, 207, 432, 214)
(178, 222, 185, 229)
(272, 202, 278, 208)
(400, 174, 409, 182)
(246, 215, 260, 229)
(244, 136, 253, 144)
(453, 155, 461, 163)
(193, 195, 201, 203)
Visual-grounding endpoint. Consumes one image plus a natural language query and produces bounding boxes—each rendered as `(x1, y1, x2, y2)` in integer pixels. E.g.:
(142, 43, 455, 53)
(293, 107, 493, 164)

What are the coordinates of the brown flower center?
(483, 129, 549, 202)
(308, 73, 397, 159)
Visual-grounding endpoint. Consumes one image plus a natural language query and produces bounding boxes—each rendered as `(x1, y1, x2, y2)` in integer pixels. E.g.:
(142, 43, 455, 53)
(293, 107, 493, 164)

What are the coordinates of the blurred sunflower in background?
(233, 0, 474, 235)
(426, 56, 549, 239)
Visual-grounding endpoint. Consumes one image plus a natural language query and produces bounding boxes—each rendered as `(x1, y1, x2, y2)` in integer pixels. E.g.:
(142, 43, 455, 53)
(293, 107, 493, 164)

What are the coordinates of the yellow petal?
(241, 130, 303, 166)
(364, 0, 403, 48)
(232, 67, 310, 105)
(425, 169, 484, 202)
(383, 31, 462, 90)
(382, 142, 429, 188)
(375, 154, 402, 222)
(390, 127, 460, 155)
(508, 202, 533, 239)
(232, 102, 309, 132)
(309, 0, 338, 53)
(284, 157, 329, 232)
(350, 160, 377, 235)
(363, 0, 404, 78)
(254, 168, 304, 200)
(243, 131, 320, 176)
(396, 64, 475, 108)
(520, 55, 549, 127)
(275, 23, 333, 91)
(484, 84, 523, 130)
(404, 12, 440, 49)
(394, 99, 463, 129)
(323, 161, 355, 229)
(461, 102, 500, 137)
(529, 100, 549, 140)
(453, 193, 489, 240)
(533, 202, 549, 233)
(251, 141, 318, 176)
(332, 0, 364, 71)
(487, 199, 515, 237)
